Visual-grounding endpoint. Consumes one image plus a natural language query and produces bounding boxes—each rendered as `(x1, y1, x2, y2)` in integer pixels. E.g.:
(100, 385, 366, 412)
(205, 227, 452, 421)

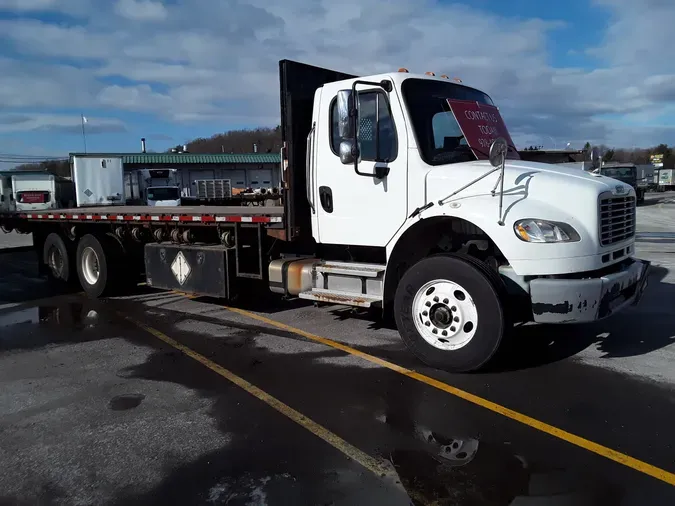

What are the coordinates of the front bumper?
(529, 258, 651, 324)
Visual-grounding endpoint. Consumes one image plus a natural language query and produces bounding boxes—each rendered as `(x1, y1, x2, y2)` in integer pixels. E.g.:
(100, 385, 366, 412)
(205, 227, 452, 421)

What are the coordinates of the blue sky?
(0, 0, 674, 168)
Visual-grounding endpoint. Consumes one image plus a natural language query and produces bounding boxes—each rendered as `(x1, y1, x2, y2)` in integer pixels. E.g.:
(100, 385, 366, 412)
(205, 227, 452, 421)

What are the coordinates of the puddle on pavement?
(383, 420, 620, 506)
(0, 301, 102, 330)
(0, 300, 110, 349)
(109, 393, 146, 411)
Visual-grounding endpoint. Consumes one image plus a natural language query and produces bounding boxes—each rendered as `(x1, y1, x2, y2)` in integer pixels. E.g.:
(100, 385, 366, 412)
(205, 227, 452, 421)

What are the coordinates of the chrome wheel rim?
(412, 279, 478, 350)
(81, 247, 100, 286)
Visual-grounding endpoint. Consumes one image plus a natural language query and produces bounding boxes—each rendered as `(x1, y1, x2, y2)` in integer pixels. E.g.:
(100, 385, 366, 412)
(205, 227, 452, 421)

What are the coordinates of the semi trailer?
(0, 60, 650, 372)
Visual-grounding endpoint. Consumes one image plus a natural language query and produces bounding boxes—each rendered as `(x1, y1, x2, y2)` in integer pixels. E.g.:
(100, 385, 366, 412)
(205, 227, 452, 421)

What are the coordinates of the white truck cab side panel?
(312, 77, 409, 247)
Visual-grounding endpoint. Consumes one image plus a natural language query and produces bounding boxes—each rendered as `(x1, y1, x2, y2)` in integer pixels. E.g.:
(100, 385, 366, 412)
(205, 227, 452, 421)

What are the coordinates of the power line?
(0, 153, 68, 160)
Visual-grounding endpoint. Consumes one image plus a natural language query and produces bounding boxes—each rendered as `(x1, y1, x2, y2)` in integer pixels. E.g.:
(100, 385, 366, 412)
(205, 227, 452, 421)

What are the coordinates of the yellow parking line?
(223, 306, 675, 487)
(124, 315, 394, 480)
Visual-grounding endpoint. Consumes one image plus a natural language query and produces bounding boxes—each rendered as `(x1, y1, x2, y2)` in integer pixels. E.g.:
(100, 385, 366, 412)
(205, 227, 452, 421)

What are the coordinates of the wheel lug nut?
(450, 326, 457, 332)
(443, 298, 449, 304)
(432, 329, 438, 334)
(451, 306, 457, 311)
(442, 330, 448, 336)
(433, 296, 439, 302)
(454, 316, 459, 322)
(426, 301, 431, 307)
(423, 311, 428, 316)
(425, 321, 430, 327)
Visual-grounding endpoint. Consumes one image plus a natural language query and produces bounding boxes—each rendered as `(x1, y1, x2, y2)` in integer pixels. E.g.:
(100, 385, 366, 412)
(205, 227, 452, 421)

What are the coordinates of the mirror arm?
(349, 80, 393, 180)
(497, 156, 506, 226)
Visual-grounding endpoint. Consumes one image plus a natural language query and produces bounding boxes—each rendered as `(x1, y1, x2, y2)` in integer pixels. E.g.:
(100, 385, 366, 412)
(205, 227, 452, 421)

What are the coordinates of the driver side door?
(312, 82, 408, 247)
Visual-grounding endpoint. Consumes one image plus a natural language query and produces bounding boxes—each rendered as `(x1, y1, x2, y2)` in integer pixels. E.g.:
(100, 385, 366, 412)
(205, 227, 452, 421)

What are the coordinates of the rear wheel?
(43, 232, 74, 284)
(394, 254, 507, 372)
(76, 234, 122, 298)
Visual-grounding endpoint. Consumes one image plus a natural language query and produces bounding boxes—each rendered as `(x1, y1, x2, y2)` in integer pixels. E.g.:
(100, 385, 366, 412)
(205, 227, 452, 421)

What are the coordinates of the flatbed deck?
(0, 205, 284, 224)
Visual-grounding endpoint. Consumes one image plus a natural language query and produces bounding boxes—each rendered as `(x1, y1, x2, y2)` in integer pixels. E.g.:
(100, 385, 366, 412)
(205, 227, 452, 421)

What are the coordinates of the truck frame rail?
(0, 205, 284, 225)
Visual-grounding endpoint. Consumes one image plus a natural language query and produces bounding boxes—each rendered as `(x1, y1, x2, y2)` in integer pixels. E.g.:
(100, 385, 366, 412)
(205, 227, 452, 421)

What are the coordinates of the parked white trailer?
(657, 169, 675, 191)
(0, 60, 651, 373)
(11, 172, 75, 211)
(71, 156, 125, 207)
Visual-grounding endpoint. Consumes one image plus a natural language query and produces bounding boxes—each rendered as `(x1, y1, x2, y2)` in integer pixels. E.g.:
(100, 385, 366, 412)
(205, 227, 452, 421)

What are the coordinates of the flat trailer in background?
(0, 59, 650, 373)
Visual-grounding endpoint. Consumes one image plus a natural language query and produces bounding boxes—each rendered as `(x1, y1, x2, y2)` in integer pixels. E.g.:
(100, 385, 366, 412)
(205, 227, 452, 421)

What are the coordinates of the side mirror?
(339, 140, 357, 165)
(337, 90, 354, 140)
(489, 137, 508, 168)
(590, 146, 601, 170)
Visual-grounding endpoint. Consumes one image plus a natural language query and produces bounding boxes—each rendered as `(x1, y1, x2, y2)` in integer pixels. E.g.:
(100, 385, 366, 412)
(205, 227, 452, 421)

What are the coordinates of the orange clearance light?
(425, 71, 435, 76)
(440, 74, 449, 79)
(398, 68, 409, 73)
(453, 77, 463, 83)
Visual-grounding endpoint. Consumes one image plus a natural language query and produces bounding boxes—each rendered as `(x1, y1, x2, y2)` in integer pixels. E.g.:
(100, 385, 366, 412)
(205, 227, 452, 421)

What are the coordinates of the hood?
(426, 159, 634, 200)
(424, 158, 635, 241)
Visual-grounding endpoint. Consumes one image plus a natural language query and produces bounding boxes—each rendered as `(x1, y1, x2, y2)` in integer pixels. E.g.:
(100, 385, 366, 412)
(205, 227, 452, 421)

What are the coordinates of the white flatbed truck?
(0, 60, 650, 372)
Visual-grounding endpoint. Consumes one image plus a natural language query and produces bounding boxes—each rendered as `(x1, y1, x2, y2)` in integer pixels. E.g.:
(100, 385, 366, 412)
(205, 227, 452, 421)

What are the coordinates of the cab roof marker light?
(425, 71, 436, 76)
(440, 74, 449, 79)
(398, 68, 409, 73)
(453, 77, 463, 83)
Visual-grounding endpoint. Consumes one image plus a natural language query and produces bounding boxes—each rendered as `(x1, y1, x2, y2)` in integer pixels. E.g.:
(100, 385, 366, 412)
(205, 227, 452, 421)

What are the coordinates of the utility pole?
(81, 114, 88, 153)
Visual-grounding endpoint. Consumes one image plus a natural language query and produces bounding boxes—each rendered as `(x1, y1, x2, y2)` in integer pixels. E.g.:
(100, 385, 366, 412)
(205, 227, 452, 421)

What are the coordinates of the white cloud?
(0, 58, 100, 108)
(114, 0, 167, 22)
(0, 0, 56, 10)
(0, 113, 126, 134)
(0, 0, 90, 15)
(0, 0, 674, 147)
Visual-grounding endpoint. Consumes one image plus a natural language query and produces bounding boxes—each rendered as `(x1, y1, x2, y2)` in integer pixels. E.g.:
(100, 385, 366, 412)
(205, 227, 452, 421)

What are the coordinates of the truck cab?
(146, 186, 181, 207)
(278, 60, 650, 371)
(593, 163, 645, 204)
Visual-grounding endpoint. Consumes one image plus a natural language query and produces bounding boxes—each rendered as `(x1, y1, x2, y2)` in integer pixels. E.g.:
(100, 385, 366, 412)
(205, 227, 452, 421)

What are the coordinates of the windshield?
(147, 187, 180, 201)
(601, 167, 636, 180)
(402, 78, 499, 166)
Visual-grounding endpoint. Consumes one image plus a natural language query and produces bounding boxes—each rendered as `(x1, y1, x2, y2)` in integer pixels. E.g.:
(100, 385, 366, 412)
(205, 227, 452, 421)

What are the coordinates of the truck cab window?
(330, 91, 398, 162)
(402, 78, 495, 166)
(432, 111, 467, 150)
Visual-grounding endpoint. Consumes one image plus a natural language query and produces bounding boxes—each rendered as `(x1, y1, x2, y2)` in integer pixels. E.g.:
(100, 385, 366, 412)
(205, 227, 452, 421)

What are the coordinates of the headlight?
(514, 219, 580, 243)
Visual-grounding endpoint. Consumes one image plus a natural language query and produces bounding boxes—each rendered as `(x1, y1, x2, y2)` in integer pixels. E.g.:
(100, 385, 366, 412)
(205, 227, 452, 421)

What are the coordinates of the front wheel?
(394, 254, 507, 372)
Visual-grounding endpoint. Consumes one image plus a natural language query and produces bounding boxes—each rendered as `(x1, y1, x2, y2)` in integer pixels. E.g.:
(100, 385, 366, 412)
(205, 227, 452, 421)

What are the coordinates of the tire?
(76, 234, 122, 298)
(394, 254, 507, 372)
(43, 232, 73, 284)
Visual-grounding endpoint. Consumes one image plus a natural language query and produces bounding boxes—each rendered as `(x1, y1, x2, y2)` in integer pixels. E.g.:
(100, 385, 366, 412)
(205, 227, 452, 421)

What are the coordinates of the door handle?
(305, 124, 316, 213)
(319, 186, 333, 213)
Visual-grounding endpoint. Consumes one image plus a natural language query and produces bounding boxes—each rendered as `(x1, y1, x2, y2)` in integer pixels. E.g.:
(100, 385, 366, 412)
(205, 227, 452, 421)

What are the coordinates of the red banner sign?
(18, 191, 47, 204)
(447, 99, 520, 160)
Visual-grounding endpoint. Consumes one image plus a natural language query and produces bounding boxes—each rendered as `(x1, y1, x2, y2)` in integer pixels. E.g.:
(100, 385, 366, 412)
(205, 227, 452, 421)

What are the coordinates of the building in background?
(69, 152, 281, 204)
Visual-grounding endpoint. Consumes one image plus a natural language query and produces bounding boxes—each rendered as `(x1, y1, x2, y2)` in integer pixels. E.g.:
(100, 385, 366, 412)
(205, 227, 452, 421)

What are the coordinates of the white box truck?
(11, 172, 75, 212)
(0, 60, 650, 372)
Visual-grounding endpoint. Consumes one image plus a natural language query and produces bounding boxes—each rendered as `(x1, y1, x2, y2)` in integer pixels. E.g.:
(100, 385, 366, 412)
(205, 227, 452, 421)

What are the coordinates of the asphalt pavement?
(1, 192, 674, 505)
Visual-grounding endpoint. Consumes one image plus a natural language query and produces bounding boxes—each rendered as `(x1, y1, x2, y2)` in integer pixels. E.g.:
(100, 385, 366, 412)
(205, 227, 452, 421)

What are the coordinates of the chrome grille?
(599, 194, 635, 246)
